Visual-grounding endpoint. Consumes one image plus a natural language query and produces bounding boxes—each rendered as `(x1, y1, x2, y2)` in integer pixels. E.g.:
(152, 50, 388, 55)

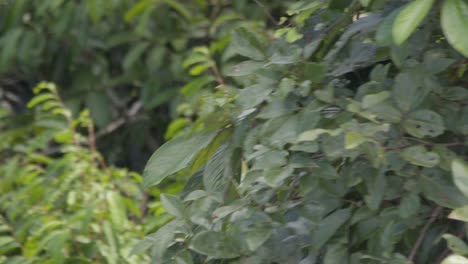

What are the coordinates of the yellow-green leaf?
(392, 0, 435, 45)
(441, 0, 468, 57)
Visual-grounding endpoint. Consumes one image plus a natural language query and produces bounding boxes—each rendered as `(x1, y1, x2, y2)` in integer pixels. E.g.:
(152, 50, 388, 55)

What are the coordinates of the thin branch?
(210, 61, 225, 86)
(96, 101, 143, 139)
(408, 206, 444, 261)
(88, 122, 108, 169)
(253, 0, 278, 25)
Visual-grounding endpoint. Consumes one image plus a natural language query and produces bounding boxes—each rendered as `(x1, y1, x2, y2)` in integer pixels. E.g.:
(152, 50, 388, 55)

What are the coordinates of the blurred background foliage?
(0, 0, 287, 170)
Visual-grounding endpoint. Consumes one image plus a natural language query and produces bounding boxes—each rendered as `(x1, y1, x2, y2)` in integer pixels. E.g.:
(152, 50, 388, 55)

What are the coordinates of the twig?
(408, 206, 444, 261)
(96, 101, 143, 139)
(210, 61, 225, 86)
(403, 137, 465, 148)
(254, 0, 278, 25)
(88, 121, 108, 169)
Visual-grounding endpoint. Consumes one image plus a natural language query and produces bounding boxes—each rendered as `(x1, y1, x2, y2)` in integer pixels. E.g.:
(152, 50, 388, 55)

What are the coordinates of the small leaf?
(452, 159, 468, 198)
(392, 0, 435, 45)
(441, 0, 468, 57)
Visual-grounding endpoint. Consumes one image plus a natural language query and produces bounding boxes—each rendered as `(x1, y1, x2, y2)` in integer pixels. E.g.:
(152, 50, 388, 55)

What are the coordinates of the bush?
(0, 83, 148, 263)
(141, 0, 468, 263)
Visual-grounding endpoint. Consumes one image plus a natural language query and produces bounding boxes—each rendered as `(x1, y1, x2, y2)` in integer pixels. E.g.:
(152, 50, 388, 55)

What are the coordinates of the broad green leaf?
(393, 72, 427, 112)
(392, 0, 435, 45)
(441, 0, 468, 57)
(441, 255, 468, 264)
(312, 209, 351, 251)
(161, 194, 186, 218)
(131, 220, 185, 259)
(203, 144, 230, 195)
(230, 28, 265, 60)
(365, 169, 386, 210)
(420, 174, 468, 209)
(452, 159, 468, 198)
(398, 193, 421, 218)
(376, 8, 400, 46)
(442, 234, 468, 255)
(403, 110, 445, 138)
(237, 84, 272, 110)
(362, 91, 391, 109)
(245, 227, 272, 251)
(227, 61, 265, 76)
(189, 231, 242, 259)
(143, 131, 218, 187)
(401, 145, 440, 167)
(212, 203, 244, 221)
(345, 132, 367, 150)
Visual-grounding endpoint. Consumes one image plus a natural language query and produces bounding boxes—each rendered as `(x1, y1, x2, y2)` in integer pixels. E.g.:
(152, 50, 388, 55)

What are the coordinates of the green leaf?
(449, 206, 468, 222)
(392, 0, 435, 45)
(345, 132, 367, 150)
(230, 28, 265, 60)
(420, 174, 468, 209)
(398, 193, 421, 218)
(143, 131, 218, 187)
(312, 209, 351, 251)
(442, 234, 468, 255)
(362, 91, 391, 109)
(452, 159, 468, 198)
(131, 220, 185, 259)
(227, 60, 265, 76)
(189, 231, 242, 259)
(365, 169, 386, 210)
(106, 191, 128, 230)
(359, 0, 371, 7)
(393, 72, 427, 112)
(403, 110, 445, 138)
(161, 194, 186, 218)
(401, 145, 440, 167)
(376, 8, 401, 46)
(245, 227, 272, 251)
(441, 0, 468, 57)
(441, 255, 468, 264)
(237, 84, 272, 109)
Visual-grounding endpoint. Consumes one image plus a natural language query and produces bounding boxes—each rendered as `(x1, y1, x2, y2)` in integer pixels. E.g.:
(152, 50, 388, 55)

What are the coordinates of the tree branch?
(408, 206, 444, 261)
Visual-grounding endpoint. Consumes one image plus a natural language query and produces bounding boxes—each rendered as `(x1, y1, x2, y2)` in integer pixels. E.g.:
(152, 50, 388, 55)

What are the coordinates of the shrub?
(141, 1, 468, 263)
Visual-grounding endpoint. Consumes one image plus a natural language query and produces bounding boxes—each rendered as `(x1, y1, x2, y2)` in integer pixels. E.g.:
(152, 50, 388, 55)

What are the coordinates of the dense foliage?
(0, 83, 148, 263)
(141, 0, 468, 263)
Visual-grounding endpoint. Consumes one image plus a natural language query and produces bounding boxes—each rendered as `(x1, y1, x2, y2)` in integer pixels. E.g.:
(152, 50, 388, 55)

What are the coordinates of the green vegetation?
(1, 0, 468, 263)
